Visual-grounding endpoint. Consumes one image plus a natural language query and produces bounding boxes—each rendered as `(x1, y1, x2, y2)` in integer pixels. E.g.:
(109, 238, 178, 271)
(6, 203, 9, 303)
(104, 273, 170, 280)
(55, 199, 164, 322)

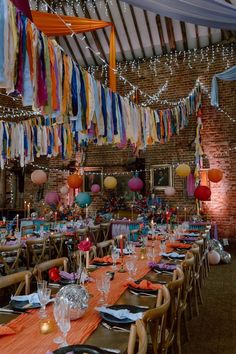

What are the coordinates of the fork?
(101, 321, 130, 333)
(129, 290, 157, 297)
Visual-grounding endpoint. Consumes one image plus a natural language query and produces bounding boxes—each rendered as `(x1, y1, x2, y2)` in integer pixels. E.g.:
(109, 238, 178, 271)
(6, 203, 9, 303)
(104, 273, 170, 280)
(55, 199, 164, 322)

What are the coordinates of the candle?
(120, 235, 123, 257)
(184, 207, 187, 221)
(151, 219, 155, 247)
(85, 204, 88, 219)
(131, 204, 134, 220)
(55, 212, 57, 222)
(40, 318, 53, 334)
(27, 203, 30, 218)
(86, 237, 90, 269)
(24, 201, 27, 218)
(176, 207, 179, 224)
(16, 214, 19, 231)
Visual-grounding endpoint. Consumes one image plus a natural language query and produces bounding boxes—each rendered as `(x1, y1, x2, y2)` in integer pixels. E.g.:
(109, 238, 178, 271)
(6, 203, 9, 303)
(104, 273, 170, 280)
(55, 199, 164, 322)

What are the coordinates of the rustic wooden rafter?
(165, 17, 176, 51)
(144, 10, 156, 56)
(180, 21, 188, 51)
(156, 15, 167, 54)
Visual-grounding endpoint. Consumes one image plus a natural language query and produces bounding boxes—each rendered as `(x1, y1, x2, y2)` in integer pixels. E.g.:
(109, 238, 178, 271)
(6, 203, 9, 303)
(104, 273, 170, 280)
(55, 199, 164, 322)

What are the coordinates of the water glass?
(96, 275, 110, 306)
(126, 260, 136, 280)
(111, 247, 120, 270)
(57, 300, 71, 348)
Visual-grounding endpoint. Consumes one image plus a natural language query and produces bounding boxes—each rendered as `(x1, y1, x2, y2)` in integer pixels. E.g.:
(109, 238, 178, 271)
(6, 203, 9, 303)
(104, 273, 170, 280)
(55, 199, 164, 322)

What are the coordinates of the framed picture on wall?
(150, 164, 173, 191)
(83, 167, 103, 193)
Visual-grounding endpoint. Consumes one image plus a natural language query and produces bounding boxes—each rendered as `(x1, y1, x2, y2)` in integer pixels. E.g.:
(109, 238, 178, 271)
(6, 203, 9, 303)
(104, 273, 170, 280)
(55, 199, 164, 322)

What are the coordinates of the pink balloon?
(45, 191, 60, 206)
(164, 187, 176, 197)
(31, 170, 47, 185)
(128, 177, 144, 192)
(91, 184, 101, 193)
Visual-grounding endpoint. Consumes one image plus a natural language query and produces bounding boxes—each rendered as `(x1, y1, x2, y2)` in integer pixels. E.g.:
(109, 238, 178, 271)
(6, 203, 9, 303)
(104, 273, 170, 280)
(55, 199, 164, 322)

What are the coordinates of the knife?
(0, 308, 26, 315)
(101, 347, 121, 353)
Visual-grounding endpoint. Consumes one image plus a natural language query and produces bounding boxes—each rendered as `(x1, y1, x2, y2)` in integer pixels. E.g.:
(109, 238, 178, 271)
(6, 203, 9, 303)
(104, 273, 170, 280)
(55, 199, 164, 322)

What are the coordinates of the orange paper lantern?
(208, 169, 223, 183)
(67, 174, 83, 189)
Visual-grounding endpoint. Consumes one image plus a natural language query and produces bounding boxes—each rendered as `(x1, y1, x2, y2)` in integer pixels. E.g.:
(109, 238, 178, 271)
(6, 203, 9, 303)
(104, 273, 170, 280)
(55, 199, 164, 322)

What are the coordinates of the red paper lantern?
(194, 186, 211, 201)
(67, 174, 83, 189)
(128, 176, 144, 192)
(208, 169, 223, 183)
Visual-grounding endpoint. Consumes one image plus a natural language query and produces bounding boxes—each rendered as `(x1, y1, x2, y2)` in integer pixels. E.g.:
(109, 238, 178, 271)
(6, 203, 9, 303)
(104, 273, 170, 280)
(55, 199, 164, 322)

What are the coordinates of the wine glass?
(126, 260, 135, 280)
(111, 247, 119, 270)
(37, 281, 47, 317)
(53, 301, 64, 345)
(160, 240, 166, 256)
(101, 275, 110, 306)
(96, 278, 104, 304)
(38, 288, 51, 318)
(57, 300, 71, 348)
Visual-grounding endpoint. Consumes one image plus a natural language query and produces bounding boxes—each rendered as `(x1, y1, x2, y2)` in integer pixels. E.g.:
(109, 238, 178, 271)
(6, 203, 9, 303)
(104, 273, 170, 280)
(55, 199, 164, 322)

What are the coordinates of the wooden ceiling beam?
(144, 10, 156, 56)
(105, 1, 126, 61)
(180, 21, 188, 51)
(129, 5, 145, 58)
(208, 28, 212, 46)
(79, 1, 107, 61)
(116, 0, 135, 60)
(165, 17, 176, 51)
(195, 25, 200, 49)
(156, 15, 167, 54)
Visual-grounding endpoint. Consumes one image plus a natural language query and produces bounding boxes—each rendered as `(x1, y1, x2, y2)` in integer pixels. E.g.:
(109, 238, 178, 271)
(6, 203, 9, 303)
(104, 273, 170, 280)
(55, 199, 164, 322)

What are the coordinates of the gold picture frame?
(150, 164, 173, 191)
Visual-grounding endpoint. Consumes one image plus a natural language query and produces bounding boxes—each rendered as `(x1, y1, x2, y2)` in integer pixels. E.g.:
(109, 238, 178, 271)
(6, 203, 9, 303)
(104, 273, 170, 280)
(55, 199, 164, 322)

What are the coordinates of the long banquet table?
(0, 242, 180, 354)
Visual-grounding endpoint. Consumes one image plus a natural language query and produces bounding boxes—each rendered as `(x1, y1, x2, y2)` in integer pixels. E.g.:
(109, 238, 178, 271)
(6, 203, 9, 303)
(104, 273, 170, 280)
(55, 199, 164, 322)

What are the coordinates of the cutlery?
(0, 308, 28, 315)
(100, 347, 121, 354)
(48, 282, 61, 288)
(129, 290, 156, 297)
(101, 322, 130, 333)
(153, 269, 173, 276)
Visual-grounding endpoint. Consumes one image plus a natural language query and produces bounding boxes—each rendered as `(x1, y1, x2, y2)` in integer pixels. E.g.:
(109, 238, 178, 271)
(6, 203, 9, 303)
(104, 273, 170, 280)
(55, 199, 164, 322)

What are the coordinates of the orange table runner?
(0, 247, 162, 354)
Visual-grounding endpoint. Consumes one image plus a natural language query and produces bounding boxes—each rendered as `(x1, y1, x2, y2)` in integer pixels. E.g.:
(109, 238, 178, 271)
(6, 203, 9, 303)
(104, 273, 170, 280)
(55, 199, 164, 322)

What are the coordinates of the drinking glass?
(96, 278, 104, 304)
(37, 281, 47, 317)
(53, 300, 64, 345)
(101, 275, 110, 306)
(160, 240, 166, 255)
(126, 260, 135, 280)
(57, 300, 71, 348)
(111, 247, 120, 270)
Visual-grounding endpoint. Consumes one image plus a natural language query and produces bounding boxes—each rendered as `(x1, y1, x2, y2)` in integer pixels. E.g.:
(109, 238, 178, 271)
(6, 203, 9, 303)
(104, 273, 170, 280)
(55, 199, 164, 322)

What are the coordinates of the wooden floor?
(183, 245, 236, 354)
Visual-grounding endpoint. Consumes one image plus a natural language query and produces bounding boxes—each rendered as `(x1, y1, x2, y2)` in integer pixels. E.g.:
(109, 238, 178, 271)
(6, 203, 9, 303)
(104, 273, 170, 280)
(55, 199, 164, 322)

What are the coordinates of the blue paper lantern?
(75, 192, 92, 208)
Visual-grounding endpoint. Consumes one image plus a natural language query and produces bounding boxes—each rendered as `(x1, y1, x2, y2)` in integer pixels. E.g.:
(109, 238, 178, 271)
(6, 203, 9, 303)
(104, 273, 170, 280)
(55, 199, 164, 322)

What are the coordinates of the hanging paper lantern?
(128, 176, 144, 192)
(176, 164, 191, 177)
(208, 250, 220, 265)
(45, 191, 60, 206)
(104, 176, 117, 189)
(164, 186, 176, 197)
(75, 192, 92, 208)
(67, 174, 83, 189)
(91, 184, 101, 193)
(208, 169, 223, 183)
(194, 186, 211, 201)
(60, 185, 69, 195)
(31, 170, 47, 185)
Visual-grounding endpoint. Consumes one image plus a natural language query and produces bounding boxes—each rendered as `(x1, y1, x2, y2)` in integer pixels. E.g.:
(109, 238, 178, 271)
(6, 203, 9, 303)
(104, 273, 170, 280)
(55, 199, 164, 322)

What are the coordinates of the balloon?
(208, 169, 223, 183)
(194, 185, 211, 201)
(91, 184, 100, 193)
(104, 176, 117, 189)
(67, 174, 83, 189)
(60, 185, 69, 195)
(31, 170, 47, 185)
(75, 192, 92, 208)
(220, 251, 231, 264)
(128, 176, 144, 192)
(164, 186, 176, 197)
(176, 164, 191, 177)
(208, 239, 223, 254)
(208, 250, 221, 265)
(45, 191, 60, 206)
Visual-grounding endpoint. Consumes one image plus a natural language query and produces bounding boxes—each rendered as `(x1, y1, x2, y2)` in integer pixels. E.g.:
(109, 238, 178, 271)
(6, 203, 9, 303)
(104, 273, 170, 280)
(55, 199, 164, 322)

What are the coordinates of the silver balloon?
(221, 251, 231, 264)
(208, 239, 223, 255)
(56, 284, 89, 320)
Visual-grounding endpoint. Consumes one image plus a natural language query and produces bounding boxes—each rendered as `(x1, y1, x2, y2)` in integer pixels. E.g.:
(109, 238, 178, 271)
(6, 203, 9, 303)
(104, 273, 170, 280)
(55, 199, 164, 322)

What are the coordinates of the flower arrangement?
(48, 267, 61, 282)
(78, 239, 93, 252)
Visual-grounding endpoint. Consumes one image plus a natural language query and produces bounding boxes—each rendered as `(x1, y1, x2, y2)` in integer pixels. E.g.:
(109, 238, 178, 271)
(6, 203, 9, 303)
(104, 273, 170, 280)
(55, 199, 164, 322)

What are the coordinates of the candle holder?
(39, 318, 54, 334)
(118, 254, 126, 273)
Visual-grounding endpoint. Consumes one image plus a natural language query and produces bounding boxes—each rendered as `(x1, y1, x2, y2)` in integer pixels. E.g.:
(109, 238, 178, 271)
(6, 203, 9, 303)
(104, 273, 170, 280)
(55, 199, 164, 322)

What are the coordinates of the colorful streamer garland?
(0, 1, 202, 168)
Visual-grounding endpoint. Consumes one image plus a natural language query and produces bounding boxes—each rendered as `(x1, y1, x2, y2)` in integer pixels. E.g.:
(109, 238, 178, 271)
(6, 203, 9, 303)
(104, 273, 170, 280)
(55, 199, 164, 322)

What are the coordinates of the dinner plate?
(100, 305, 146, 324)
(162, 253, 185, 259)
(128, 283, 158, 294)
(59, 278, 76, 285)
(10, 300, 41, 311)
(92, 262, 113, 267)
(53, 344, 106, 354)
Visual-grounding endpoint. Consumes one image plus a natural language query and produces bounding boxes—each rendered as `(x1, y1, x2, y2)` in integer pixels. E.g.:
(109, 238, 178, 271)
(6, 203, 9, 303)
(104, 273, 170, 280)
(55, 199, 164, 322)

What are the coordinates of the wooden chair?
(99, 222, 111, 241)
(50, 233, 66, 258)
(142, 285, 171, 354)
(200, 233, 210, 280)
(26, 236, 50, 269)
(89, 225, 101, 244)
(127, 319, 148, 354)
(0, 270, 31, 295)
(76, 228, 89, 242)
(33, 257, 68, 281)
(0, 243, 22, 274)
(176, 252, 195, 354)
(190, 243, 203, 316)
(161, 267, 185, 354)
(96, 240, 114, 257)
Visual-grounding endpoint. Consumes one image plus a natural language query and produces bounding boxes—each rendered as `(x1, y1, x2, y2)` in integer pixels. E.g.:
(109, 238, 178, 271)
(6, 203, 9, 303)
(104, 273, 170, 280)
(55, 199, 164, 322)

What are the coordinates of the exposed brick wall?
(1, 48, 236, 239)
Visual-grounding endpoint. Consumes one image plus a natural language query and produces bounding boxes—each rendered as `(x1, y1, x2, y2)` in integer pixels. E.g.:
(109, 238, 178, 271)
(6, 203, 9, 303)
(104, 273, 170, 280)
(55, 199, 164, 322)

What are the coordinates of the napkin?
(183, 232, 199, 237)
(96, 306, 143, 321)
(117, 248, 134, 255)
(0, 323, 23, 336)
(126, 279, 162, 291)
(161, 252, 185, 259)
(59, 271, 80, 280)
(168, 243, 191, 249)
(148, 262, 177, 271)
(11, 293, 40, 304)
(179, 237, 198, 242)
(93, 256, 114, 264)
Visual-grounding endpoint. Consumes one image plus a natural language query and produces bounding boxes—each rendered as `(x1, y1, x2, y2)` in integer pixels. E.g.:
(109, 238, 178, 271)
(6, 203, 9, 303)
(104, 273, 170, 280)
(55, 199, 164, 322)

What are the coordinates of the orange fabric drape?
(31, 11, 116, 91)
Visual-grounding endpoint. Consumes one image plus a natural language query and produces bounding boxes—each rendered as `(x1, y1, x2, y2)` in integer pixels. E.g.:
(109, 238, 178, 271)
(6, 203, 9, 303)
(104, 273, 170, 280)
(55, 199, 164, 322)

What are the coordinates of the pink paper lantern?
(60, 186, 69, 195)
(45, 191, 60, 206)
(91, 184, 101, 193)
(208, 250, 221, 265)
(164, 186, 176, 197)
(128, 176, 144, 192)
(31, 170, 47, 185)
